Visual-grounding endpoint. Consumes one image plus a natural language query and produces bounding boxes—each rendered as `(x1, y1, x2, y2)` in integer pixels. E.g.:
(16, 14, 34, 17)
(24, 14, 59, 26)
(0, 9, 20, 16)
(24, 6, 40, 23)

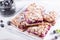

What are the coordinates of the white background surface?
(0, 0, 60, 40)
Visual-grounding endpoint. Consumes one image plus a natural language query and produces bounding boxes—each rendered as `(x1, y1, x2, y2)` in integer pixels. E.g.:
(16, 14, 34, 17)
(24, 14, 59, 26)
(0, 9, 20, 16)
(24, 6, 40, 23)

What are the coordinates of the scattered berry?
(0, 24, 4, 28)
(0, 20, 3, 23)
(55, 36, 58, 39)
(7, 21, 11, 25)
(53, 30, 56, 34)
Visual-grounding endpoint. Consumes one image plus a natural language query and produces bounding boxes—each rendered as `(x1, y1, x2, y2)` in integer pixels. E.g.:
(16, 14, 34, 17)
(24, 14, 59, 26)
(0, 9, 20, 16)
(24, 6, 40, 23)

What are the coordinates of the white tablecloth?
(0, 0, 60, 40)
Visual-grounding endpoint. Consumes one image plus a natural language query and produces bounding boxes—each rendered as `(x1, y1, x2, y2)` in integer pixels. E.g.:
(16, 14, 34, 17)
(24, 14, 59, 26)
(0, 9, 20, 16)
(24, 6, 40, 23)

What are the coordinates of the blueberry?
(0, 1, 3, 6)
(0, 1, 2, 6)
(0, 20, 3, 23)
(10, 0, 13, 3)
(7, 21, 11, 25)
(0, 24, 4, 28)
(4, 1, 9, 6)
(53, 30, 56, 34)
(55, 36, 58, 39)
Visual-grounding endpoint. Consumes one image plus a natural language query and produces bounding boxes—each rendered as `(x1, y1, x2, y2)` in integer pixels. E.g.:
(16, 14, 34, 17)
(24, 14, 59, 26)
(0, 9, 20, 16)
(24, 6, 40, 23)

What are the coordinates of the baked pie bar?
(11, 3, 56, 37)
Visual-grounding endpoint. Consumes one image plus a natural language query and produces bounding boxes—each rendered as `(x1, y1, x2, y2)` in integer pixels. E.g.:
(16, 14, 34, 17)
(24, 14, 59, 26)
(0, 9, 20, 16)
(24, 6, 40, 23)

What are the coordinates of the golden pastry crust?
(25, 3, 43, 23)
(11, 13, 25, 27)
(27, 22, 51, 37)
(43, 11, 56, 22)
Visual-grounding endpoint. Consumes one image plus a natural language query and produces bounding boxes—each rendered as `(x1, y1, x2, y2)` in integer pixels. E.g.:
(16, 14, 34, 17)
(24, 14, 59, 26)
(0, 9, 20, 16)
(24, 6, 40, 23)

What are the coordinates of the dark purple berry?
(0, 20, 3, 23)
(53, 30, 56, 34)
(7, 21, 11, 25)
(55, 36, 58, 39)
(0, 24, 4, 28)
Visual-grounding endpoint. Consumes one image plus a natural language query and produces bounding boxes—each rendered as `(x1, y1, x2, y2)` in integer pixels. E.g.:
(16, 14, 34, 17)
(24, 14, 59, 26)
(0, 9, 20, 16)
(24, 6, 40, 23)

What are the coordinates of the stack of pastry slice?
(11, 3, 56, 38)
